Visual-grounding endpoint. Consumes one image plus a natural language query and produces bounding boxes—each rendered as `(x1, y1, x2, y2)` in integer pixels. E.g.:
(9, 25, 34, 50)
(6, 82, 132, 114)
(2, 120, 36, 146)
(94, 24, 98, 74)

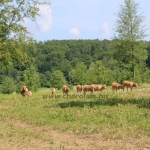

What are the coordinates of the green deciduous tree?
(50, 70, 67, 90)
(40, 71, 51, 88)
(69, 62, 88, 85)
(88, 61, 113, 85)
(0, 0, 50, 69)
(0, 76, 16, 94)
(23, 66, 40, 91)
(113, 0, 148, 80)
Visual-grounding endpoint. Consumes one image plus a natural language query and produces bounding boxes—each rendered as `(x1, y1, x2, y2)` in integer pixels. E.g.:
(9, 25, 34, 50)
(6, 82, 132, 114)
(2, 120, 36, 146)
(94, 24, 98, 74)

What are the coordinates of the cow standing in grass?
(82, 84, 96, 98)
(98, 84, 106, 92)
(112, 82, 124, 92)
(123, 81, 138, 91)
(76, 85, 83, 93)
(51, 88, 56, 96)
(83, 84, 94, 93)
(62, 85, 70, 96)
(91, 84, 106, 92)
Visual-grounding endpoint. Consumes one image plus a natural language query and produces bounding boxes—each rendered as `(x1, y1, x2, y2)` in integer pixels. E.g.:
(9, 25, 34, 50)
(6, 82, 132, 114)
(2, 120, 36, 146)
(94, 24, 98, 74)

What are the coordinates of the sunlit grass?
(0, 84, 150, 140)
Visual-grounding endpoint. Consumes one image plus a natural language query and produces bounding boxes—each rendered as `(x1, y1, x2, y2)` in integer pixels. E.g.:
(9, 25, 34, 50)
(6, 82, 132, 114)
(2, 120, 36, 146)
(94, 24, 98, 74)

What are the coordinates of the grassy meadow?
(0, 85, 150, 149)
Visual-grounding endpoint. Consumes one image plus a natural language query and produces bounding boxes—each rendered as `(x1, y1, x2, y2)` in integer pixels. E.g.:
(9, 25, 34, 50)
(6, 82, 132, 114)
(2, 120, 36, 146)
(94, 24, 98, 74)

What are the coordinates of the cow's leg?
(84, 91, 87, 98)
(123, 86, 125, 91)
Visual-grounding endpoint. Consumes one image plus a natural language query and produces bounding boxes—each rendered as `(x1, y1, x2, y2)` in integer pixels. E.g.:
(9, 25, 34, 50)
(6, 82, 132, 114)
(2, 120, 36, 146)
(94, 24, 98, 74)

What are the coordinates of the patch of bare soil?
(0, 105, 10, 109)
(0, 121, 150, 150)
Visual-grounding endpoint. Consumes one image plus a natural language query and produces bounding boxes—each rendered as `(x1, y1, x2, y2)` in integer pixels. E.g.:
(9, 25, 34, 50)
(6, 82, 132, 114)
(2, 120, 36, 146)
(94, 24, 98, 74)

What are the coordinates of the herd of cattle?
(52, 80, 138, 96)
(20, 80, 138, 97)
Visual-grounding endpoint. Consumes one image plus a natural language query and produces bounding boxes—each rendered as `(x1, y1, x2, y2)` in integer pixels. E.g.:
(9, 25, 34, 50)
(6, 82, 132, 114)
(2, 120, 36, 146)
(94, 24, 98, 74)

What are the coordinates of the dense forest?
(0, 39, 150, 93)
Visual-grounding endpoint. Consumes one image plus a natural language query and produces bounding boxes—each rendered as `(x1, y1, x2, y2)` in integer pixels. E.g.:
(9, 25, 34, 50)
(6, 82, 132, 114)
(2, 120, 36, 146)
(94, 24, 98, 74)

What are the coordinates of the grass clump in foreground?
(0, 86, 150, 141)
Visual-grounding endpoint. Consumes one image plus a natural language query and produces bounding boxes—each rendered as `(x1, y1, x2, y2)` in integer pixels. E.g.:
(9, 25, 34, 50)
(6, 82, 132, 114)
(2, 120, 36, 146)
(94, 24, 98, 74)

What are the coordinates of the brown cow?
(112, 82, 124, 92)
(91, 84, 99, 92)
(83, 84, 94, 93)
(82, 84, 94, 97)
(76, 84, 83, 93)
(51, 88, 56, 96)
(91, 84, 106, 92)
(123, 80, 138, 91)
(20, 86, 29, 97)
(99, 84, 107, 92)
(27, 91, 32, 97)
(62, 85, 70, 95)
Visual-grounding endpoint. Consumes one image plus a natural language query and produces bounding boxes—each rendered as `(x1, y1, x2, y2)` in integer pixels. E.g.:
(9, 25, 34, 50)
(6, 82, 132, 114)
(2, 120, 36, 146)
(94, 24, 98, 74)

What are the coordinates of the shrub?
(1, 77, 16, 94)
(16, 81, 25, 94)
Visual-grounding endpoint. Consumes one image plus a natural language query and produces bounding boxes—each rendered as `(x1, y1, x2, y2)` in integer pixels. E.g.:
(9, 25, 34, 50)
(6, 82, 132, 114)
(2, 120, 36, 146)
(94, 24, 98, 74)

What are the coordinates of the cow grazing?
(83, 84, 94, 93)
(62, 85, 70, 95)
(27, 91, 32, 97)
(82, 84, 93, 97)
(20, 86, 29, 97)
(91, 84, 106, 92)
(112, 82, 124, 92)
(100, 84, 107, 92)
(91, 84, 99, 92)
(123, 80, 138, 91)
(76, 84, 83, 93)
(51, 88, 56, 96)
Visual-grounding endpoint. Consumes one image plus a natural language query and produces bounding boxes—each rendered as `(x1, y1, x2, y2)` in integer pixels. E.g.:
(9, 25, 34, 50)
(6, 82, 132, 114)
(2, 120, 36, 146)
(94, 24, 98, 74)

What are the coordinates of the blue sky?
(25, 0, 150, 41)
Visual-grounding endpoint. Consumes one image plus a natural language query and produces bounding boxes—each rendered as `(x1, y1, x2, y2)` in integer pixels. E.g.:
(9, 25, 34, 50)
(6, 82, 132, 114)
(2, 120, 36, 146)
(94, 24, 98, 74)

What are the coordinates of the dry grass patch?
(0, 120, 150, 150)
(0, 105, 11, 109)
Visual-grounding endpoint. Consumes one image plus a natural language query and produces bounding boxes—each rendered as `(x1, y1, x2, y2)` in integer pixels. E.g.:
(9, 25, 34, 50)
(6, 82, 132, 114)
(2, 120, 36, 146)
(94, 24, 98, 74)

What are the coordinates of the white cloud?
(70, 28, 80, 36)
(100, 22, 111, 39)
(36, 5, 52, 33)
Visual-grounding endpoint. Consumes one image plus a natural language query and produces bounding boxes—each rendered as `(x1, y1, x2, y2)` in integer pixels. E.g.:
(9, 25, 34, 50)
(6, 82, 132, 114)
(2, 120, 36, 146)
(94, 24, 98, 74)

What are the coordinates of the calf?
(27, 91, 32, 97)
(51, 88, 56, 96)
(112, 82, 124, 92)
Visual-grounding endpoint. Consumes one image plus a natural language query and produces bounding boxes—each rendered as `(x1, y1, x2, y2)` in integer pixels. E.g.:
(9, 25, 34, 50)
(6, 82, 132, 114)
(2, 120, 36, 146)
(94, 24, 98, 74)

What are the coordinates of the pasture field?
(0, 85, 150, 150)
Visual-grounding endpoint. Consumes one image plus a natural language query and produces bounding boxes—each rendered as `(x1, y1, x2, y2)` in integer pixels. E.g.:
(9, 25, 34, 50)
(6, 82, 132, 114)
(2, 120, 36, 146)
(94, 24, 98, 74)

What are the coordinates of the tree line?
(0, 39, 150, 94)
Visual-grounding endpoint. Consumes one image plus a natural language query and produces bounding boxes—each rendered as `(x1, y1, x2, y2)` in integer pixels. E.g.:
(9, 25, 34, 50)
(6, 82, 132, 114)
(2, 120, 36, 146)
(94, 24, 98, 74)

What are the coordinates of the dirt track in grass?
(0, 120, 150, 150)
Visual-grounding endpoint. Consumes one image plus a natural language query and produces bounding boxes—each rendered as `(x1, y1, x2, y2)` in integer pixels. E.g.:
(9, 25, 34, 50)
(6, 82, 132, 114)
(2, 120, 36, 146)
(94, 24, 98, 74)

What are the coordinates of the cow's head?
(68, 87, 70, 92)
(133, 82, 138, 87)
(102, 84, 106, 89)
(21, 86, 28, 92)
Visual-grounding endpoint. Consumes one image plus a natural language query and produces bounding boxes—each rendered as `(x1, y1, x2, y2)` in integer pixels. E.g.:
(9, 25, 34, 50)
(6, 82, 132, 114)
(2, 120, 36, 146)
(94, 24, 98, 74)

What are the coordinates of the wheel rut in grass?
(3, 121, 148, 150)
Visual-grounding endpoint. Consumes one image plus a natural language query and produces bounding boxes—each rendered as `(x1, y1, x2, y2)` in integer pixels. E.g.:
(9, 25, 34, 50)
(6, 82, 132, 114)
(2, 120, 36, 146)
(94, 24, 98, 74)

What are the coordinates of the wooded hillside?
(0, 39, 150, 93)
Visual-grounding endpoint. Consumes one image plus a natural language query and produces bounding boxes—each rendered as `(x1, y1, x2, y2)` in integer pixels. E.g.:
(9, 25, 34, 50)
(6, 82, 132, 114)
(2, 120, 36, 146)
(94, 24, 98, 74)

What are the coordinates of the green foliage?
(0, 39, 150, 87)
(40, 71, 51, 88)
(0, 76, 16, 94)
(0, 75, 5, 84)
(0, 0, 50, 69)
(113, 0, 148, 79)
(88, 61, 114, 85)
(69, 62, 88, 85)
(23, 66, 40, 92)
(50, 70, 67, 89)
(40, 73, 49, 88)
(16, 81, 26, 94)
